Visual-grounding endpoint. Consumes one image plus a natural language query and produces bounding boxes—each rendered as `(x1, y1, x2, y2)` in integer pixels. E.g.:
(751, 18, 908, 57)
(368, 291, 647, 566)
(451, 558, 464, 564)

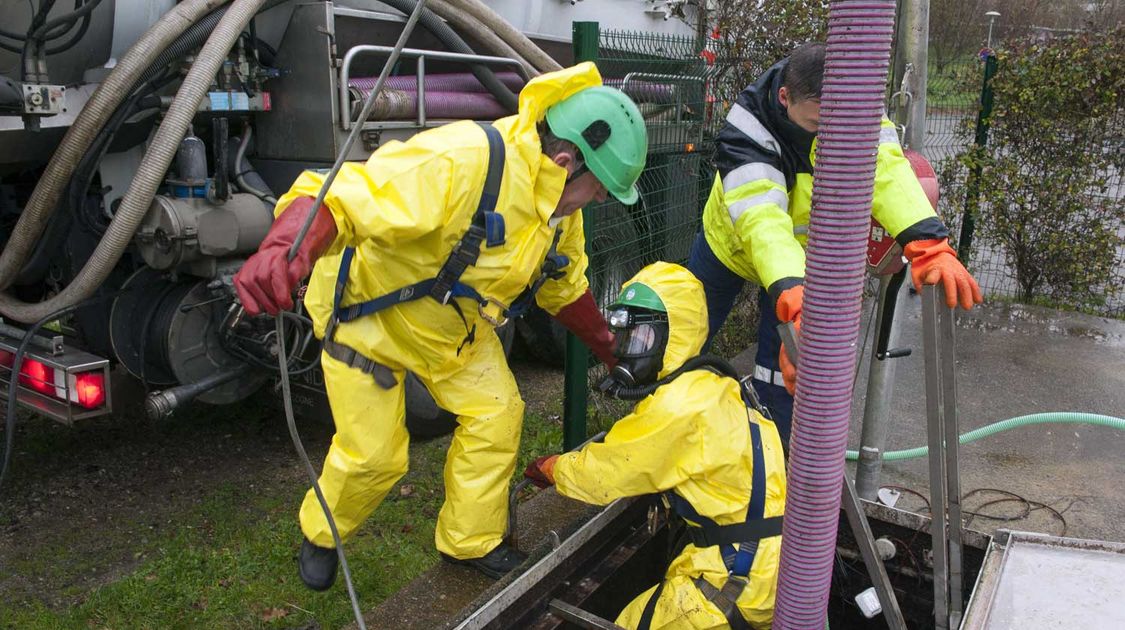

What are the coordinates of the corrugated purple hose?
(350, 71, 526, 94)
(772, 2, 897, 628)
(347, 88, 511, 121)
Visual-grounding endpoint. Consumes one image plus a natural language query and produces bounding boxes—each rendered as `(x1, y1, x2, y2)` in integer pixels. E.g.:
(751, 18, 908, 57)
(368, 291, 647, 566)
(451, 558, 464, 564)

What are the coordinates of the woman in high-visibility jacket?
(233, 62, 649, 589)
(689, 42, 982, 442)
(526, 262, 787, 629)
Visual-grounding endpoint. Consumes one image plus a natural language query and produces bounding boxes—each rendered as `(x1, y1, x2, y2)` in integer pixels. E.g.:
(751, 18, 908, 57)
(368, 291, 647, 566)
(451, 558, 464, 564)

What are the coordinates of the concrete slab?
(735, 296, 1125, 542)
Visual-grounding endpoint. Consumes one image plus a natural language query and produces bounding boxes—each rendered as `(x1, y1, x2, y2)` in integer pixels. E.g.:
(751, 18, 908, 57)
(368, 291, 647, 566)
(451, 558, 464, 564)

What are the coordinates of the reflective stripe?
(728, 188, 789, 223)
(879, 124, 900, 145)
(727, 104, 781, 155)
(722, 162, 786, 194)
(793, 224, 808, 236)
(753, 364, 785, 387)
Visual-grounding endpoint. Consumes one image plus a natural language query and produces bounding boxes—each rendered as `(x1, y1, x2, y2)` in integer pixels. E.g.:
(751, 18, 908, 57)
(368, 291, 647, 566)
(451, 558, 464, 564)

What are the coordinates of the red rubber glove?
(523, 454, 559, 488)
(903, 238, 983, 311)
(234, 197, 338, 316)
(776, 285, 803, 396)
(552, 290, 617, 369)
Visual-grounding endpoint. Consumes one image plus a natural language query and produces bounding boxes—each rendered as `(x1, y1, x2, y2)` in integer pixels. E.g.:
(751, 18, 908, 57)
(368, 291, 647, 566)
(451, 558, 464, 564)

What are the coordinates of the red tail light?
(70, 371, 107, 409)
(19, 359, 56, 396)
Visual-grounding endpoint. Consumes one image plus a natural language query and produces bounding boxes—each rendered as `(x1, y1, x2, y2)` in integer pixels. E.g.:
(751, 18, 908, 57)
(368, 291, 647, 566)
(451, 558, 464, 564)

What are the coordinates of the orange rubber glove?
(903, 238, 983, 310)
(523, 454, 559, 488)
(775, 285, 803, 396)
(553, 290, 617, 369)
(234, 197, 338, 316)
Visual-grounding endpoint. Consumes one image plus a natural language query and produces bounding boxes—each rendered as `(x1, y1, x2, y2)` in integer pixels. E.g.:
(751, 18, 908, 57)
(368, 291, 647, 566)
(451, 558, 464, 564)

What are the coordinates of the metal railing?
(338, 46, 530, 130)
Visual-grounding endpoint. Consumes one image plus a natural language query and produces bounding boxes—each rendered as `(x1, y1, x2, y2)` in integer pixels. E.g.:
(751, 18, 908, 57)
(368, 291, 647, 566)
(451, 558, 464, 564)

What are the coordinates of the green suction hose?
(846, 412, 1125, 462)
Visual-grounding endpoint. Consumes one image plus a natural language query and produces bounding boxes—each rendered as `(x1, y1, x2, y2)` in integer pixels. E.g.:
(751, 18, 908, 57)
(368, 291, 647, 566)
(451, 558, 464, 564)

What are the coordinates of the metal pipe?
(772, 2, 898, 626)
(339, 46, 528, 131)
(899, 0, 930, 149)
(856, 271, 909, 499)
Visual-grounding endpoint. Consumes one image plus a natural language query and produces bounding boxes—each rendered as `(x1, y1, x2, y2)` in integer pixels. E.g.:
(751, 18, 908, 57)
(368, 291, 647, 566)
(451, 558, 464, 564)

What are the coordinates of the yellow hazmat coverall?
(552, 262, 788, 629)
(277, 63, 603, 559)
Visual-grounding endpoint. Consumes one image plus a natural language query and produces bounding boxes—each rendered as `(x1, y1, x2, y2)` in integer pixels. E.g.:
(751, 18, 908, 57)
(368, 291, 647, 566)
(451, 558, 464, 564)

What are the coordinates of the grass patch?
(1, 402, 580, 630)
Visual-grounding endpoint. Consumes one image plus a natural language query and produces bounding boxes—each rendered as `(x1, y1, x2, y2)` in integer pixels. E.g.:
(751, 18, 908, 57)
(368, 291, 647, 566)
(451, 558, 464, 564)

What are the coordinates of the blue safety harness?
(637, 384, 782, 630)
(325, 123, 569, 361)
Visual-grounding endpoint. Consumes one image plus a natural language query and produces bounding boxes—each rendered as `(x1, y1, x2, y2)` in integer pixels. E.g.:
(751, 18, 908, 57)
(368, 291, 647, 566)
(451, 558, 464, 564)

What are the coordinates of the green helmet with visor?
(607, 280, 669, 386)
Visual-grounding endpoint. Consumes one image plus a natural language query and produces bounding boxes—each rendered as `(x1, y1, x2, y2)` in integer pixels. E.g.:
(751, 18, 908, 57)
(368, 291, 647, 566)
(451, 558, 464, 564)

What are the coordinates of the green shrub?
(951, 29, 1125, 310)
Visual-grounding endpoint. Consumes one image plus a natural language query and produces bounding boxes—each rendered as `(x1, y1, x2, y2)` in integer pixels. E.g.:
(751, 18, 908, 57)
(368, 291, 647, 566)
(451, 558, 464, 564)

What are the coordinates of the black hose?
(44, 6, 94, 55)
(599, 354, 742, 401)
(374, 0, 518, 112)
(28, 0, 103, 42)
(21, 0, 57, 82)
(0, 0, 92, 54)
(0, 284, 137, 493)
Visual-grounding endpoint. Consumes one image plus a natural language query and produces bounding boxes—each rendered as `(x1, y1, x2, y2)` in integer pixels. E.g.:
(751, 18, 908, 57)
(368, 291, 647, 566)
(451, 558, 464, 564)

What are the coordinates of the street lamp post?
(985, 11, 1001, 48)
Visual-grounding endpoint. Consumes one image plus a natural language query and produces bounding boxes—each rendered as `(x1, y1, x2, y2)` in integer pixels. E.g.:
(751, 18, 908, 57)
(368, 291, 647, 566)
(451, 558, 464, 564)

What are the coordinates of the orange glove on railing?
(234, 197, 338, 316)
(903, 238, 983, 310)
(552, 290, 617, 368)
(523, 454, 559, 488)
(776, 285, 803, 396)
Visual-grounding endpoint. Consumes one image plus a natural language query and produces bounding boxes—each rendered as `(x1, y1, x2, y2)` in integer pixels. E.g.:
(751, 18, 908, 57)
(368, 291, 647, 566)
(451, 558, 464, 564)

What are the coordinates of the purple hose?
(350, 71, 526, 94)
(772, 2, 897, 628)
(347, 88, 510, 121)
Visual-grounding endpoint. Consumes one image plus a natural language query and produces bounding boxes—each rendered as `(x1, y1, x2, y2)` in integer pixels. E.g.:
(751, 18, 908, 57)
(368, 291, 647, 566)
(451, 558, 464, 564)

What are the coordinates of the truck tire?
(404, 320, 516, 439)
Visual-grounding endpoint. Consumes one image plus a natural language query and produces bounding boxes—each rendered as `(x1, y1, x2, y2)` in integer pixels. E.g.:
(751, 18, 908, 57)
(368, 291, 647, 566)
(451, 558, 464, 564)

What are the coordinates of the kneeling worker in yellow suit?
(525, 262, 787, 629)
(233, 63, 648, 589)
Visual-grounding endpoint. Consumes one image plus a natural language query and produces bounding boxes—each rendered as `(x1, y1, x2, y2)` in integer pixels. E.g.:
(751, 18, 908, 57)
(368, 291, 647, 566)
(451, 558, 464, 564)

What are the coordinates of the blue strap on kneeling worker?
(637, 414, 780, 630)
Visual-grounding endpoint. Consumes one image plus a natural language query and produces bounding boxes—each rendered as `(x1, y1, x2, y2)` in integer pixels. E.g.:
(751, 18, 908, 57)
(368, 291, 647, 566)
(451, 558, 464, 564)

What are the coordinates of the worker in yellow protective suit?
(232, 62, 649, 589)
(525, 262, 787, 629)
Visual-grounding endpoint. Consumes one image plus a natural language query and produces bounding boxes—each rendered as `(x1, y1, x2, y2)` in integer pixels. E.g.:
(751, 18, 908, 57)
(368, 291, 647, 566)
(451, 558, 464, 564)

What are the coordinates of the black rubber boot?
(440, 543, 528, 580)
(298, 538, 339, 591)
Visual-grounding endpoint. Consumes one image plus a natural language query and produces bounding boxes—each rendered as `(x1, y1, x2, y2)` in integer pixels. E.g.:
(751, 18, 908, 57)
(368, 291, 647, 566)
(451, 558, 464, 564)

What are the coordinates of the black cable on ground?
(0, 282, 153, 493)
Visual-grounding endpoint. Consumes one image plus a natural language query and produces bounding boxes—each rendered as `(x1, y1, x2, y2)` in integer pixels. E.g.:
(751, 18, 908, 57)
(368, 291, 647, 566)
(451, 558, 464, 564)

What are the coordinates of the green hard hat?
(612, 281, 666, 312)
(545, 86, 647, 205)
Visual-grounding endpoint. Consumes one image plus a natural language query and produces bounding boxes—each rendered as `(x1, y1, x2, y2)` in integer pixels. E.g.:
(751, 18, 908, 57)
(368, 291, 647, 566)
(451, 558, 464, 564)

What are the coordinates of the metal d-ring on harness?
(321, 122, 570, 385)
(636, 389, 783, 630)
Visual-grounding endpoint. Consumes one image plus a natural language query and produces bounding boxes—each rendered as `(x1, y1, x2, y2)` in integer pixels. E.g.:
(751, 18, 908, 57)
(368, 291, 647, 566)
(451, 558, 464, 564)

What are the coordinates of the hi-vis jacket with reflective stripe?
(280, 63, 602, 382)
(701, 58, 949, 300)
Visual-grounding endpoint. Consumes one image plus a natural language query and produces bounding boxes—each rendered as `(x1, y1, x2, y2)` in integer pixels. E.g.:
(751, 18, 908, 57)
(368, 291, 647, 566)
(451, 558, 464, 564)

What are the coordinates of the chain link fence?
(921, 35, 1125, 319)
(577, 26, 729, 311)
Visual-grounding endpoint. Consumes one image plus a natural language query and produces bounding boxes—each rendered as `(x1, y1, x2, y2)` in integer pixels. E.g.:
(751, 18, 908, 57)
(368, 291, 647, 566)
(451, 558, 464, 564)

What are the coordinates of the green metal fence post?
(562, 21, 600, 451)
(957, 50, 998, 263)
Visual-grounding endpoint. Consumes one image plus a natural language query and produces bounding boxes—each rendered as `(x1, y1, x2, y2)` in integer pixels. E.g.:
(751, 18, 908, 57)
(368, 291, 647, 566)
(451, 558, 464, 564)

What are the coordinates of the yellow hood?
(509, 62, 604, 151)
(616, 262, 709, 379)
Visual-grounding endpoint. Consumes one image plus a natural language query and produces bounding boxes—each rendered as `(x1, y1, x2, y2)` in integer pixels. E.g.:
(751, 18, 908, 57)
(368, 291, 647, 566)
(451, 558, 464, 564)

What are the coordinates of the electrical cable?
(844, 412, 1125, 461)
(0, 282, 154, 493)
(270, 2, 429, 628)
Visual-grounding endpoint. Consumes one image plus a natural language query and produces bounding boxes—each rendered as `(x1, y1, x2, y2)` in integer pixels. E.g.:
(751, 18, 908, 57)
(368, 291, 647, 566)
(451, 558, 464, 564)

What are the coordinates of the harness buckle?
(477, 297, 510, 327)
(739, 375, 772, 420)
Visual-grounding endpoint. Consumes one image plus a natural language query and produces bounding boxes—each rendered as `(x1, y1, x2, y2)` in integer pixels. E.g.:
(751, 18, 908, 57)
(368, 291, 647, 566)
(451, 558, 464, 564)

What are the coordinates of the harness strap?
(322, 337, 397, 389)
(685, 515, 784, 548)
(693, 577, 752, 630)
(506, 227, 569, 319)
(330, 123, 506, 334)
(636, 580, 667, 630)
(664, 417, 776, 578)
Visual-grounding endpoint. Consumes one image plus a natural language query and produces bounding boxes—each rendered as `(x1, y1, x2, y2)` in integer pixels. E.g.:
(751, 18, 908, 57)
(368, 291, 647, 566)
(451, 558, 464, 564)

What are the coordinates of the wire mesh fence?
(579, 26, 735, 311)
(923, 41, 1125, 319)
